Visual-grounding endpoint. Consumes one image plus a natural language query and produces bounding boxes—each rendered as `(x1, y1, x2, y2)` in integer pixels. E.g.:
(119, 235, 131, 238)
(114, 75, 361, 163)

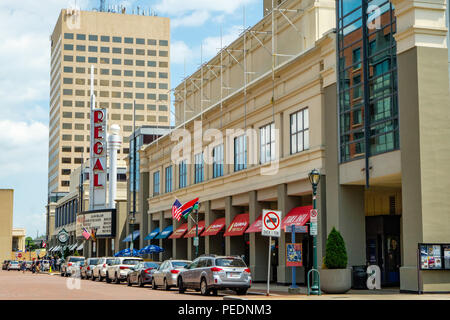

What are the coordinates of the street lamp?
(129, 213, 136, 254)
(308, 168, 321, 295)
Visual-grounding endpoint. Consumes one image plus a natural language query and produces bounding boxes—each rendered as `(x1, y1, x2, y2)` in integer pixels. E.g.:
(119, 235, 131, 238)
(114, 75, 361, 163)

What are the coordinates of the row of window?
(151, 108, 309, 195)
(63, 66, 168, 78)
(62, 78, 168, 89)
(63, 55, 168, 67)
(62, 89, 168, 100)
(63, 44, 168, 56)
(61, 113, 168, 123)
(62, 100, 168, 111)
(55, 198, 78, 228)
(64, 33, 168, 46)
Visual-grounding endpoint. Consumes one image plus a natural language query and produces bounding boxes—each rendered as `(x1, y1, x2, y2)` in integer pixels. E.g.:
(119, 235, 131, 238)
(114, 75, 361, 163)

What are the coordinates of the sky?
(0, 0, 262, 238)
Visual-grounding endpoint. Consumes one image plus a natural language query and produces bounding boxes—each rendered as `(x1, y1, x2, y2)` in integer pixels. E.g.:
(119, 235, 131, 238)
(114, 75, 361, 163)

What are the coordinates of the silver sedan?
(152, 260, 191, 290)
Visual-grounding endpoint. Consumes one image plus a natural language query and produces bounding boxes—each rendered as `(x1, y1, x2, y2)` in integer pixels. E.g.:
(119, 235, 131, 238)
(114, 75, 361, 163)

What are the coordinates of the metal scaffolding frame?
(172, 0, 305, 132)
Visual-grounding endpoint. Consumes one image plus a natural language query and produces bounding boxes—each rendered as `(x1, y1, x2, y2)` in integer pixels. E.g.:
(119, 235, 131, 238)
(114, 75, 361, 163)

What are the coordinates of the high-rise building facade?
(48, 9, 170, 196)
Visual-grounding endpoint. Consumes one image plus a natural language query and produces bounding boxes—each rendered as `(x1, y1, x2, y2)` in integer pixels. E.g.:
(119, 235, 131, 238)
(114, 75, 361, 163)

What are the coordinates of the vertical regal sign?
(90, 108, 107, 209)
(89, 65, 107, 210)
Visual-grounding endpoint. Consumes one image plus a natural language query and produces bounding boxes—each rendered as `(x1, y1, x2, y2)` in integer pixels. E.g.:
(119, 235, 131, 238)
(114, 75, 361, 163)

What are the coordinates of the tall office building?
(48, 8, 170, 197)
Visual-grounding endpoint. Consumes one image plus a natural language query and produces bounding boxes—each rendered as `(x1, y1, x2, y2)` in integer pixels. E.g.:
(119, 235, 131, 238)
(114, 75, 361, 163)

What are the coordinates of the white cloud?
(153, 0, 257, 15)
(202, 25, 243, 59)
(0, 120, 48, 178)
(172, 10, 210, 28)
(171, 40, 194, 65)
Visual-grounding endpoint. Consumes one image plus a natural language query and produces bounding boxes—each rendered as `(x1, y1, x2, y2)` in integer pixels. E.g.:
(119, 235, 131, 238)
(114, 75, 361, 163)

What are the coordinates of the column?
(225, 196, 239, 256)
(139, 171, 149, 249)
(392, 0, 450, 292)
(248, 190, 267, 282)
(276, 184, 298, 284)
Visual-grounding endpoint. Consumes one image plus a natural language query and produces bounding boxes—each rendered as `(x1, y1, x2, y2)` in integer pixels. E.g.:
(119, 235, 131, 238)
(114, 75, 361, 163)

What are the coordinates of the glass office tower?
(337, 0, 399, 175)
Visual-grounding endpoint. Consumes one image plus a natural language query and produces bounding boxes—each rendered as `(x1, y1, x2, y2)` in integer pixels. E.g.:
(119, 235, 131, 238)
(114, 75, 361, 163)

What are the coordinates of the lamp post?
(194, 204, 199, 259)
(129, 214, 135, 255)
(308, 168, 321, 295)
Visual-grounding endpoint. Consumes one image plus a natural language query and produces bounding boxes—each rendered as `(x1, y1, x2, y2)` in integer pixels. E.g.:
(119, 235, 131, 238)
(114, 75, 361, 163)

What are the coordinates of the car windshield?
(215, 258, 246, 267)
(106, 259, 115, 264)
(172, 261, 189, 268)
(144, 262, 159, 269)
(90, 259, 98, 265)
(11, 261, 18, 264)
(69, 257, 85, 262)
(123, 259, 142, 265)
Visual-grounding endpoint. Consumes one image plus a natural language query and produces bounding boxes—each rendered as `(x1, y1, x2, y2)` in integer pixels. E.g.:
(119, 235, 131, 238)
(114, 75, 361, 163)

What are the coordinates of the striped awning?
(76, 243, 84, 251)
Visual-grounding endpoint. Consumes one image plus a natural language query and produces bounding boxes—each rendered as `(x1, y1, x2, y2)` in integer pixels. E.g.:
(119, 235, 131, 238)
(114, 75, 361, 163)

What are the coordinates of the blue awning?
(144, 227, 160, 240)
(122, 230, 140, 242)
(155, 225, 173, 239)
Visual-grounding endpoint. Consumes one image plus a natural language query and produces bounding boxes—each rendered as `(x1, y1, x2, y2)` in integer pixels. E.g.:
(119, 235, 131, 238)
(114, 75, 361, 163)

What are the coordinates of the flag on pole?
(179, 198, 199, 220)
(172, 199, 182, 221)
(91, 229, 97, 241)
(82, 228, 91, 240)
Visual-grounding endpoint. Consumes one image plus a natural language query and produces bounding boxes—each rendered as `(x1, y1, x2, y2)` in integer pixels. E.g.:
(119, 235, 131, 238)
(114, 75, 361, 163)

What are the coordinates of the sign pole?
(266, 235, 271, 296)
(291, 224, 297, 289)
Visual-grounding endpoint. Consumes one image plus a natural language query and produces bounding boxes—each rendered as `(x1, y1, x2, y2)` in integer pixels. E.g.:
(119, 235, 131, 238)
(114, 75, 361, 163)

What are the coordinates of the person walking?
(21, 261, 26, 273)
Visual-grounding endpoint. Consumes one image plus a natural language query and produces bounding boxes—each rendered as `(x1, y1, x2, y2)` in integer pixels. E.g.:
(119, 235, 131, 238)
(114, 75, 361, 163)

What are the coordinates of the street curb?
(223, 296, 247, 300)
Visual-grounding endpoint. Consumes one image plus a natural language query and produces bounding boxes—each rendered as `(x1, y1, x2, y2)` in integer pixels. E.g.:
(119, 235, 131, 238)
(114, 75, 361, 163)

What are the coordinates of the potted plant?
(319, 227, 351, 293)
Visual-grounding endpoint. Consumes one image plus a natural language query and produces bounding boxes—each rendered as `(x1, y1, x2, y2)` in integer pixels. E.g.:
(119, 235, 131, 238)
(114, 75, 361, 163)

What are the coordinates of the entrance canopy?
(155, 225, 173, 239)
(122, 230, 140, 242)
(201, 217, 226, 236)
(169, 223, 188, 239)
(224, 213, 249, 237)
(144, 227, 160, 240)
(245, 214, 263, 233)
(184, 221, 205, 238)
(281, 205, 312, 231)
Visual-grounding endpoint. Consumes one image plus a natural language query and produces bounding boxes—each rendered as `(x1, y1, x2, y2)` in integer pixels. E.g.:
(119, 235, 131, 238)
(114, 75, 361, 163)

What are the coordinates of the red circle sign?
(18, 253, 22, 258)
(263, 212, 280, 230)
(310, 209, 318, 218)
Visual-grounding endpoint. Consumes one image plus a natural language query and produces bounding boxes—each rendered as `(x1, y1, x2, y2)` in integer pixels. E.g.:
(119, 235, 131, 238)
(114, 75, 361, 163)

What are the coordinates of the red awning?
(184, 220, 205, 238)
(245, 214, 263, 233)
(201, 218, 226, 236)
(224, 213, 249, 237)
(168, 223, 189, 239)
(281, 205, 312, 231)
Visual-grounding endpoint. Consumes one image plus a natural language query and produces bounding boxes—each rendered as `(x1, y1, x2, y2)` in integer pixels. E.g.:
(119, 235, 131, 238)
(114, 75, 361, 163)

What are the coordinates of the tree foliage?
(324, 227, 348, 269)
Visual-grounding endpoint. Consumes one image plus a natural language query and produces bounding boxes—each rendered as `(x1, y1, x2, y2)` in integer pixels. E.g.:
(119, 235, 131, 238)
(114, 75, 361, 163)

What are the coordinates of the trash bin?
(352, 265, 367, 289)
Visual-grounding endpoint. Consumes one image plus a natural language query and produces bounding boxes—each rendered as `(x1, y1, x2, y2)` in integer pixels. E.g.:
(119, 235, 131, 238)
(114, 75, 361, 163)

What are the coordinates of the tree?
(324, 227, 348, 269)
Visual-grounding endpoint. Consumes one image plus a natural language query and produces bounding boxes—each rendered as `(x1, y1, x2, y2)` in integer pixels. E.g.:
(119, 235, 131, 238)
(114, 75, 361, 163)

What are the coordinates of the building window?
(64, 44, 73, 50)
(100, 35, 110, 42)
(113, 36, 121, 43)
(124, 37, 133, 44)
(353, 47, 361, 69)
(159, 40, 169, 46)
(194, 153, 204, 184)
(136, 38, 145, 45)
(290, 108, 309, 154)
(89, 35, 98, 41)
(234, 135, 247, 172)
(76, 34, 86, 41)
(153, 171, 160, 196)
(213, 144, 224, 178)
(165, 166, 172, 193)
(112, 47, 122, 54)
(179, 160, 187, 188)
(76, 45, 85, 51)
(260, 123, 275, 164)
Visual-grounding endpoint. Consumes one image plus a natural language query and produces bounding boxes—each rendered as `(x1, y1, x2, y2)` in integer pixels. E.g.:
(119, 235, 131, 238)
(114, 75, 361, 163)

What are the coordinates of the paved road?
(0, 270, 223, 300)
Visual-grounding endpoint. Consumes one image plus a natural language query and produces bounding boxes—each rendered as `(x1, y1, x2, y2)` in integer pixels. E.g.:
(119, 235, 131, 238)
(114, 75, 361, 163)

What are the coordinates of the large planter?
(319, 268, 352, 294)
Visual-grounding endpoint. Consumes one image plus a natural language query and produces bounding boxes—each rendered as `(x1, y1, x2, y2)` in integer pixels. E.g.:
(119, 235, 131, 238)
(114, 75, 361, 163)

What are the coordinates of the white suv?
(92, 257, 115, 282)
(106, 257, 143, 284)
(61, 256, 85, 277)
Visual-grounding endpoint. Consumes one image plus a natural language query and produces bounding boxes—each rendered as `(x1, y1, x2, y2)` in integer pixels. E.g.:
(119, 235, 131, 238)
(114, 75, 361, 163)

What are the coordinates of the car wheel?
(106, 273, 111, 283)
(152, 278, 157, 290)
(127, 276, 132, 287)
(235, 288, 248, 295)
(138, 276, 144, 287)
(211, 289, 218, 296)
(178, 277, 185, 294)
(114, 273, 120, 284)
(91, 274, 96, 281)
(200, 278, 209, 296)
(164, 278, 170, 291)
(60, 271, 64, 277)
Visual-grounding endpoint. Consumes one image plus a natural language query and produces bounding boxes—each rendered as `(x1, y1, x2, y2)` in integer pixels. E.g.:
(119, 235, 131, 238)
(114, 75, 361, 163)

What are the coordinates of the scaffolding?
(170, 0, 306, 133)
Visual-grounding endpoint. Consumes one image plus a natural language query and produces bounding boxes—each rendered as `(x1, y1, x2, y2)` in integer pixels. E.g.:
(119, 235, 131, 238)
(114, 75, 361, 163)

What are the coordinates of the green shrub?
(324, 227, 348, 269)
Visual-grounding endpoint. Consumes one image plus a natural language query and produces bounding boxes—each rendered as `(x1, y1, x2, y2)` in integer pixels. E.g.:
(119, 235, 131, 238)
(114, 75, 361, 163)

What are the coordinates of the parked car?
(41, 260, 50, 271)
(152, 260, 191, 290)
(7, 261, 21, 271)
(177, 255, 251, 296)
(2, 260, 11, 270)
(61, 256, 86, 277)
(106, 257, 143, 284)
(25, 261, 33, 270)
(126, 261, 161, 287)
(92, 257, 115, 282)
(81, 258, 99, 280)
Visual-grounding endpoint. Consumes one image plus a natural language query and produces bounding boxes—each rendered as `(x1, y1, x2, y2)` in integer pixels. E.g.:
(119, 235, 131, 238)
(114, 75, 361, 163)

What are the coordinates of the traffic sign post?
(261, 209, 282, 296)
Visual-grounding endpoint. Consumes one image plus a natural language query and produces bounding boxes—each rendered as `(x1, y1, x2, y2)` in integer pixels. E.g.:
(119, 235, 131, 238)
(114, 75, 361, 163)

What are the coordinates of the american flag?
(172, 199, 182, 221)
(82, 228, 91, 240)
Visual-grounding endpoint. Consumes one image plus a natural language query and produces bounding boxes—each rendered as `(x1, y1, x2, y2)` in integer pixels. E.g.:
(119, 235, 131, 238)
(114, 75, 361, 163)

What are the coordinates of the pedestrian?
(31, 261, 36, 274)
(21, 261, 26, 273)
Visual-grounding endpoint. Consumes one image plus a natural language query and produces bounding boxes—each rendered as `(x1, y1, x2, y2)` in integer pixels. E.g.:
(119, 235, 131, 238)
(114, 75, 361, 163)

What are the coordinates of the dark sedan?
(126, 262, 161, 287)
